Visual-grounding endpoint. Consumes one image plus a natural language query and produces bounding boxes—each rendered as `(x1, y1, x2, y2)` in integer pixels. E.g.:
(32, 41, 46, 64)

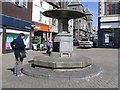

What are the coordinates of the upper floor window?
(9, 0, 15, 3)
(40, 0, 43, 7)
(53, 6, 56, 9)
(72, 7, 76, 10)
(39, 11, 42, 22)
(105, 2, 119, 15)
(88, 23, 91, 28)
(15, 0, 28, 8)
(23, 0, 27, 8)
(52, 19, 56, 26)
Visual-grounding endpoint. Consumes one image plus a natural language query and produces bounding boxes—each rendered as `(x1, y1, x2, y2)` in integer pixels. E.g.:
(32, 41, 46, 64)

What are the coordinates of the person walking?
(11, 33, 26, 77)
(46, 37, 53, 56)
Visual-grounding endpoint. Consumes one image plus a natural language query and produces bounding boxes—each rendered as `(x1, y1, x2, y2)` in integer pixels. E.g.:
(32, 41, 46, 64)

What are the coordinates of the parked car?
(78, 38, 93, 48)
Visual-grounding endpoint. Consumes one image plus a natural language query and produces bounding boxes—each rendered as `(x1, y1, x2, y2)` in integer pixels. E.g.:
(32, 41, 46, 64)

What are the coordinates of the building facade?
(32, 0, 50, 44)
(68, 0, 93, 41)
(32, 0, 59, 47)
(68, 0, 84, 40)
(85, 7, 93, 40)
(98, 0, 120, 48)
(0, 0, 32, 54)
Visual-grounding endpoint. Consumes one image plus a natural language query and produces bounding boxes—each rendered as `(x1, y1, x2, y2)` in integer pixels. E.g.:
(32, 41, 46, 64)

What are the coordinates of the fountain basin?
(42, 9, 85, 19)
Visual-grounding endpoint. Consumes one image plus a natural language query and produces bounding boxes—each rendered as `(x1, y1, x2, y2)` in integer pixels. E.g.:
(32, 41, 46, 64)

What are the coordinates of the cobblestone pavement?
(2, 47, 118, 88)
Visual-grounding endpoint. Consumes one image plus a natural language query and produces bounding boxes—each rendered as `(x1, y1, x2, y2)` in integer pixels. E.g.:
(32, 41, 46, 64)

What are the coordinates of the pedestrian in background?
(46, 37, 53, 56)
(11, 33, 26, 77)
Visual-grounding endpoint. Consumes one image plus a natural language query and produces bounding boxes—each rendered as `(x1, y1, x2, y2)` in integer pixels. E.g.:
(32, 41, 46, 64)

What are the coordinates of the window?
(23, 0, 27, 8)
(39, 11, 42, 21)
(53, 6, 56, 9)
(9, 0, 15, 3)
(106, 2, 119, 15)
(88, 23, 90, 28)
(52, 19, 56, 26)
(40, 0, 43, 7)
(6, 32, 30, 50)
(72, 8, 76, 10)
(15, 0, 27, 8)
(104, 29, 115, 45)
(81, 38, 88, 41)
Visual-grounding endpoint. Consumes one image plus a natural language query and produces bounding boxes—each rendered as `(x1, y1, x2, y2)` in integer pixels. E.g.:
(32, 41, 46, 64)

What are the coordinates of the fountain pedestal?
(54, 31, 73, 57)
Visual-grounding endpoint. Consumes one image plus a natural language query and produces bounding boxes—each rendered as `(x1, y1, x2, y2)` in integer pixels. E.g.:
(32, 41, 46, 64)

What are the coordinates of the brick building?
(0, 1, 32, 53)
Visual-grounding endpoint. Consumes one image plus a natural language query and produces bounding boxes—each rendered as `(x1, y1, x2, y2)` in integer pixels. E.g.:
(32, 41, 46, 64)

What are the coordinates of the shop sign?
(49, 26, 53, 32)
(33, 23, 49, 32)
(49, 26, 52, 30)
(25, 26, 31, 29)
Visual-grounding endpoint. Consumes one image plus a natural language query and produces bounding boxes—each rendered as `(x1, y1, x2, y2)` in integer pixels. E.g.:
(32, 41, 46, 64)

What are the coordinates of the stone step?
(22, 64, 102, 80)
(32, 55, 92, 69)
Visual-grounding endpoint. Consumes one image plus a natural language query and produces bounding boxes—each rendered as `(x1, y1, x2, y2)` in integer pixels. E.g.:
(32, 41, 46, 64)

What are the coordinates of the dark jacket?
(11, 36, 25, 57)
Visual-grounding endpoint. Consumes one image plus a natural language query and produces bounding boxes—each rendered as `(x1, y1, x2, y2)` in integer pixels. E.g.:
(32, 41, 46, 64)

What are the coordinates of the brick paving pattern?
(2, 47, 118, 88)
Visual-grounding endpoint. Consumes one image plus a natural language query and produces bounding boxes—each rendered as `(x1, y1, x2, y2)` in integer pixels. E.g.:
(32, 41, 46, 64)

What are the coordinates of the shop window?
(6, 33, 30, 50)
(103, 29, 115, 46)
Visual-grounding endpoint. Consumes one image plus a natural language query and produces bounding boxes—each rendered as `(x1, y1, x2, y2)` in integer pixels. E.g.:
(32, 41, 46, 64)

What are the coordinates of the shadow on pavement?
(7, 68, 14, 74)
(28, 60, 34, 63)
(76, 46, 91, 49)
(42, 52, 47, 55)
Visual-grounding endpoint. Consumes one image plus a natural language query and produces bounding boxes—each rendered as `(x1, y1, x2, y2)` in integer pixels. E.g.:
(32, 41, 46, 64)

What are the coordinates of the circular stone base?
(23, 52, 102, 80)
(22, 64, 102, 80)
(32, 54, 92, 69)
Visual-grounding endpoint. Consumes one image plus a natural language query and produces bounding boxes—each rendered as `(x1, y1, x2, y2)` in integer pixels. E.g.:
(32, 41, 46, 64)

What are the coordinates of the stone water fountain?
(22, 1, 101, 80)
